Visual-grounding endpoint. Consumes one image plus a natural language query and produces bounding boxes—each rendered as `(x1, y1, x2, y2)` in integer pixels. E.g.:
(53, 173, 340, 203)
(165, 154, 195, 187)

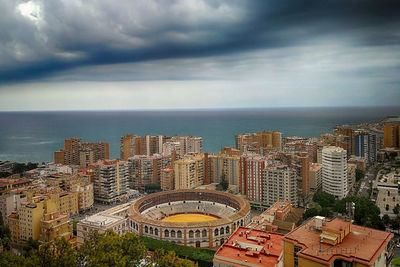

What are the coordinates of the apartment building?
(263, 165, 298, 207)
(120, 134, 203, 159)
(347, 163, 356, 191)
(309, 163, 322, 191)
(283, 137, 318, 163)
(239, 153, 267, 203)
(348, 155, 367, 171)
(54, 137, 109, 166)
(173, 154, 208, 189)
(71, 182, 94, 212)
(161, 166, 174, 191)
(9, 193, 75, 245)
(40, 210, 74, 245)
(127, 154, 171, 190)
(384, 124, 400, 148)
(120, 134, 139, 160)
(90, 159, 129, 204)
(236, 131, 282, 153)
(208, 153, 240, 186)
(355, 131, 377, 163)
(334, 127, 355, 155)
(322, 146, 348, 199)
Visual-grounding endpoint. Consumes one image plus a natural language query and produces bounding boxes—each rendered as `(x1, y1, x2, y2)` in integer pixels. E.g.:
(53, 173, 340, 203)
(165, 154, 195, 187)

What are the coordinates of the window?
(294, 246, 302, 267)
(202, 229, 207, 237)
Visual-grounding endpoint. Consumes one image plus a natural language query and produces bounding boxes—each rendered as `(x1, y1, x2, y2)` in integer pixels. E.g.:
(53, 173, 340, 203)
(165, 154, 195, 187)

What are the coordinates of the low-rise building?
(282, 216, 393, 267)
(376, 171, 400, 217)
(247, 201, 303, 234)
(348, 156, 367, 171)
(76, 201, 133, 246)
(40, 210, 75, 246)
(213, 227, 284, 267)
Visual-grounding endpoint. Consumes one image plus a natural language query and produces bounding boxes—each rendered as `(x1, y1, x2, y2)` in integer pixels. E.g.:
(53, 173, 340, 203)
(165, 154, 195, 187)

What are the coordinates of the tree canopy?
(0, 230, 197, 267)
(312, 191, 336, 208)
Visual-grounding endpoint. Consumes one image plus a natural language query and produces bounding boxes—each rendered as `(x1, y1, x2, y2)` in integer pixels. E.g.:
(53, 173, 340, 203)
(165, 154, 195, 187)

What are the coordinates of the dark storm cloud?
(0, 0, 400, 83)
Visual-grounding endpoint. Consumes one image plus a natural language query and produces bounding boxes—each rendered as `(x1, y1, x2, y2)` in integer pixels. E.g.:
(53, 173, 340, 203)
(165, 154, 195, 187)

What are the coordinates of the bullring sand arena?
(129, 189, 251, 248)
(162, 214, 217, 223)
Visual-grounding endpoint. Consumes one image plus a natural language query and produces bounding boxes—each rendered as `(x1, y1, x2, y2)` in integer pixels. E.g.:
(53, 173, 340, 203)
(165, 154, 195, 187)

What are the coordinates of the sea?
(0, 106, 399, 163)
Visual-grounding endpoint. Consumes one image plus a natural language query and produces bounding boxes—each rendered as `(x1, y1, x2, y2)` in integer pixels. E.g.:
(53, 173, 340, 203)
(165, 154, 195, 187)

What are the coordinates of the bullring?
(129, 189, 251, 248)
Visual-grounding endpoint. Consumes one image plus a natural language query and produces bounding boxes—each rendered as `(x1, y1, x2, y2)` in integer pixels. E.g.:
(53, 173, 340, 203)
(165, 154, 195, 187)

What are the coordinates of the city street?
(357, 166, 376, 199)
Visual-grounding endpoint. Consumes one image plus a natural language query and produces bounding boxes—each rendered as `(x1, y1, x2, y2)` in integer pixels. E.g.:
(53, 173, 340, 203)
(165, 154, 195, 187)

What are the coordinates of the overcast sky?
(0, 0, 399, 111)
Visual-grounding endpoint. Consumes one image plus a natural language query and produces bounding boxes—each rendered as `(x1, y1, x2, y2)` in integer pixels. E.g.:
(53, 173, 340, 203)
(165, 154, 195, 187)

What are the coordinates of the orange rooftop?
(282, 216, 393, 267)
(213, 227, 284, 267)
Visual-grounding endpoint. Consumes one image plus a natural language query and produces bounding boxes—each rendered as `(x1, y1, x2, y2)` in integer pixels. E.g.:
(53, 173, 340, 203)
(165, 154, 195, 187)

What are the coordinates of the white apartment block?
(322, 146, 348, 199)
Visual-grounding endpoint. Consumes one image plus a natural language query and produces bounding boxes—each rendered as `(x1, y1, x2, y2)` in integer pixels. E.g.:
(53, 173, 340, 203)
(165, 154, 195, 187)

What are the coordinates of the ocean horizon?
(1, 106, 399, 163)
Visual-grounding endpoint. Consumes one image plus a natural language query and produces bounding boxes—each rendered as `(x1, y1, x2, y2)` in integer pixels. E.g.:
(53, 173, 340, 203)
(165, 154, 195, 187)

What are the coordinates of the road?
(357, 166, 376, 199)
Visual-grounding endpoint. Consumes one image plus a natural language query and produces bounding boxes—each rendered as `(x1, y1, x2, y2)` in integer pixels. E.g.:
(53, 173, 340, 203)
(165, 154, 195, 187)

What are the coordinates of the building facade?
(91, 159, 129, 204)
(263, 166, 298, 207)
(322, 146, 348, 199)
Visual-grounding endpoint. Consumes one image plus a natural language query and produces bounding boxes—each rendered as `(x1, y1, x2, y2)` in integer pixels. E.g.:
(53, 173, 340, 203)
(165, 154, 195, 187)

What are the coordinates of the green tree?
(0, 251, 25, 267)
(12, 162, 38, 174)
(0, 225, 11, 249)
(26, 238, 78, 267)
(394, 204, 400, 215)
(391, 216, 400, 234)
(382, 214, 391, 226)
(0, 172, 11, 178)
(144, 183, 161, 193)
(334, 196, 382, 229)
(355, 169, 365, 181)
(78, 230, 146, 267)
(216, 174, 229, 191)
(23, 237, 40, 256)
(153, 249, 197, 267)
(303, 207, 320, 220)
(313, 191, 336, 208)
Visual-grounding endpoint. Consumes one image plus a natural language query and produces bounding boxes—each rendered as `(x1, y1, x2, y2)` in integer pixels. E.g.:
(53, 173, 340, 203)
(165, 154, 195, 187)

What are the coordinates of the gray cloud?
(1, 0, 400, 83)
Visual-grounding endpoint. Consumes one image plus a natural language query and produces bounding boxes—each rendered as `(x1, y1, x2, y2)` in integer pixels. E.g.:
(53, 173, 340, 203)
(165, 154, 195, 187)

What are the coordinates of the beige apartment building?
(161, 166, 174, 191)
(263, 165, 298, 207)
(9, 192, 75, 246)
(309, 163, 322, 191)
(208, 153, 240, 186)
(174, 154, 207, 189)
(236, 131, 282, 153)
(54, 137, 109, 166)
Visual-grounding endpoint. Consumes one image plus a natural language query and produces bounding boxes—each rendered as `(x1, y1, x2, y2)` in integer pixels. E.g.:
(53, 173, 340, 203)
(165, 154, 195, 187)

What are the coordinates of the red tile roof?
(283, 217, 393, 265)
(214, 227, 283, 267)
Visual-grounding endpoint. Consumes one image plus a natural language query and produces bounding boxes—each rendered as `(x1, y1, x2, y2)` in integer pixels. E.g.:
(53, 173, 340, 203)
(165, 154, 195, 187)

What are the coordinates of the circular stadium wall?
(129, 189, 251, 248)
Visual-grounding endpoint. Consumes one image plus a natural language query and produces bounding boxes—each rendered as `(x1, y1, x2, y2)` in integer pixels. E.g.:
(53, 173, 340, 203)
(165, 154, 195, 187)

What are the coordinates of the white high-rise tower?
(322, 146, 348, 199)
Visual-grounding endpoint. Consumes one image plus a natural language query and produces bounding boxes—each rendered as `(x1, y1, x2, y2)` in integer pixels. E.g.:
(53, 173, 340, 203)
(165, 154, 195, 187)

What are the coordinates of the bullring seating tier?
(141, 201, 237, 220)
